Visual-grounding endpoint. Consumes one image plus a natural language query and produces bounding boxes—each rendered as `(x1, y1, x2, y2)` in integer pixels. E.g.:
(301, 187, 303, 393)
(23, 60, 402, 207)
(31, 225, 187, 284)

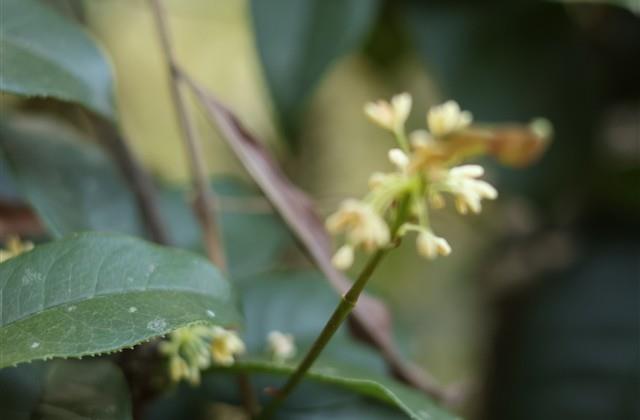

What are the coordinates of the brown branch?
(147, 0, 258, 415)
(147, 0, 225, 269)
(88, 114, 170, 245)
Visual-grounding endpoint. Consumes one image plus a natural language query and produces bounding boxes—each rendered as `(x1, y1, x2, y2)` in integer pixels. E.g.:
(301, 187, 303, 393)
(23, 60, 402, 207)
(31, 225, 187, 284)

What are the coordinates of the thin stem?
(147, 0, 257, 415)
(258, 250, 388, 419)
(87, 113, 170, 245)
(147, 0, 225, 269)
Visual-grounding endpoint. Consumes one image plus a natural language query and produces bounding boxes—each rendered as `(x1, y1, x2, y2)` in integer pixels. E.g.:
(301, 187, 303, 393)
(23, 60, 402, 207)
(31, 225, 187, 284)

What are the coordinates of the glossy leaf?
(0, 232, 240, 368)
(0, 360, 132, 420)
(0, 0, 114, 118)
(250, 0, 381, 138)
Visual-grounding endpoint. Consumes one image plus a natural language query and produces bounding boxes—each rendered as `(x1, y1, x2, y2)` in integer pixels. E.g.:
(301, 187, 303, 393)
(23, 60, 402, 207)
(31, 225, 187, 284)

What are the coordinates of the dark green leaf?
(0, 359, 132, 420)
(0, 0, 114, 118)
(158, 181, 293, 278)
(0, 120, 293, 278)
(0, 232, 240, 368)
(553, 0, 639, 14)
(250, 0, 381, 140)
(221, 359, 456, 420)
(0, 121, 144, 238)
(224, 270, 455, 420)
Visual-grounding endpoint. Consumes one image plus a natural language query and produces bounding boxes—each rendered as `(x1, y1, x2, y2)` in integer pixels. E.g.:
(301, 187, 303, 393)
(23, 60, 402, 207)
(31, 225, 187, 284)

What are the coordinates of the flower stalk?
(257, 248, 387, 419)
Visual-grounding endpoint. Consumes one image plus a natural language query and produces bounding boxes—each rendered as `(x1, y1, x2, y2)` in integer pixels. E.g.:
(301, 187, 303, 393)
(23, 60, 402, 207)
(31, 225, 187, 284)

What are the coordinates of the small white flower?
(388, 148, 410, 170)
(368, 172, 389, 190)
(429, 192, 446, 209)
(391, 93, 412, 127)
(210, 327, 245, 366)
(444, 165, 498, 214)
(409, 129, 435, 148)
(427, 100, 472, 137)
(267, 330, 297, 362)
(326, 199, 390, 252)
(416, 231, 451, 259)
(364, 93, 412, 132)
(332, 244, 354, 270)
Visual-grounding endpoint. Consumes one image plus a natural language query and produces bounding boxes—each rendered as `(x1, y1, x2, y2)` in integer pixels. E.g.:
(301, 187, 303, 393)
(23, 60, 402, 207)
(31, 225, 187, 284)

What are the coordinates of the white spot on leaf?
(146, 317, 167, 332)
(146, 264, 156, 276)
(206, 310, 216, 318)
(66, 305, 77, 312)
(128, 307, 138, 313)
(30, 342, 40, 349)
(22, 269, 44, 286)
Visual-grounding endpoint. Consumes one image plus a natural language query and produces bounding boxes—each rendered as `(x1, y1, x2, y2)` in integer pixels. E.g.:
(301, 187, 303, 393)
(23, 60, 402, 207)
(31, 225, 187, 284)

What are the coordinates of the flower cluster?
(159, 325, 245, 385)
(327, 94, 504, 269)
(0, 236, 34, 263)
(160, 326, 298, 384)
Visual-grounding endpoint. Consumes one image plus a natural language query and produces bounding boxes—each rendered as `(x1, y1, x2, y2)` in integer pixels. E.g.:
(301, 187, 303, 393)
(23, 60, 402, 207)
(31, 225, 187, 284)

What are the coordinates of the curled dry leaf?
(179, 69, 449, 401)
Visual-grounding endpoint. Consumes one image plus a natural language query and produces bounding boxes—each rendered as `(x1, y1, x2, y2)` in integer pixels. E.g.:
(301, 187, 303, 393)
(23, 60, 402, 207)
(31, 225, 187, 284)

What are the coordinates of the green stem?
(258, 250, 387, 419)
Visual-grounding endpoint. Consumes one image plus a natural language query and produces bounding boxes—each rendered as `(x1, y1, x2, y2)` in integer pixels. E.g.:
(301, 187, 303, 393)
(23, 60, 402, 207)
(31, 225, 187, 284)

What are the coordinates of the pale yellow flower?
(331, 244, 355, 270)
(326, 199, 390, 252)
(210, 327, 245, 366)
(364, 93, 412, 132)
(0, 236, 34, 263)
(427, 100, 472, 137)
(416, 230, 451, 259)
(388, 148, 410, 171)
(444, 165, 498, 214)
(267, 330, 297, 363)
(368, 172, 389, 190)
(160, 325, 218, 385)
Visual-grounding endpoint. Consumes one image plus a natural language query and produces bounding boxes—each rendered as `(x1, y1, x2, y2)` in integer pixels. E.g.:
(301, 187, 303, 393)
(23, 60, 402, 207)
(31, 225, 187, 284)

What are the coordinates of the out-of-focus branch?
(88, 114, 170, 245)
(147, 0, 258, 415)
(147, 0, 226, 269)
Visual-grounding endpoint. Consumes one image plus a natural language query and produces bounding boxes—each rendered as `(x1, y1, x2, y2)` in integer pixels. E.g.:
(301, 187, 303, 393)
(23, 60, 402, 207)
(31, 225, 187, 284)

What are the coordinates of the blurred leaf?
(553, 0, 640, 14)
(158, 180, 293, 278)
(0, 359, 131, 420)
(183, 75, 442, 398)
(239, 270, 387, 371)
(147, 270, 454, 420)
(485, 239, 640, 420)
(0, 121, 145, 238)
(0, 0, 114, 118)
(250, 0, 381, 142)
(147, 371, 407, 420)
(0, 232, 240, 368)
(0, 120, 293, 278)
(222, 359, 455, 420)
(231, 269, 454, 420)
(404, 1, 605, 197)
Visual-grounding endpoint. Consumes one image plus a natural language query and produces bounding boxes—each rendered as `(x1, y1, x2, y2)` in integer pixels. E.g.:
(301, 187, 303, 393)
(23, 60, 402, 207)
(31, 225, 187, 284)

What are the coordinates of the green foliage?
(237, 271, 452, 419)
(148, 270, 454, 419)
(250, 0, 381, 142)
(224, 359, 455, 420)
(0, 122, 145, 238)
(0, 0, 115, 118)
(0, 360, 131, 420)
(0, 120, 293, 278)
(0, 232, 240, 368)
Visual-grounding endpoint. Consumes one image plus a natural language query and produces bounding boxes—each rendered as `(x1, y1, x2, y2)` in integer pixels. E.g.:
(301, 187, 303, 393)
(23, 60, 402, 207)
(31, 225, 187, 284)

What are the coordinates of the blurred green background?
(2, 0, 639, 418)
